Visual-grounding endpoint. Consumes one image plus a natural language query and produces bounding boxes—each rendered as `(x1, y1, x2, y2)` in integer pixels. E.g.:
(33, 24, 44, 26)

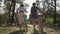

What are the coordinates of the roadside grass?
(0, 26, 19, 34)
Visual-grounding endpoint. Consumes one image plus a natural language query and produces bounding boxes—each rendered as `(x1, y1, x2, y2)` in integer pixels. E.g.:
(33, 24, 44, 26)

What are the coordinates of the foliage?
(46, 17, 54, 24)
(0, 11, 9, 26)
(56, 13, 60, 23)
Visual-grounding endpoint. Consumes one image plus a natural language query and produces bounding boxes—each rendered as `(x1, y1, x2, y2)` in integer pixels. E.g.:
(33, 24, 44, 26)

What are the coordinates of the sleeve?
(24, 7, 26, 10)
(23, 7, 26, 11)
(30, 7, 33, 13)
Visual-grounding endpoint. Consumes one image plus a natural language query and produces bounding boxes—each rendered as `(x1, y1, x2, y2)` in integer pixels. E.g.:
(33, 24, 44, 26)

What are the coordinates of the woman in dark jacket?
(30, 3, 41, 31)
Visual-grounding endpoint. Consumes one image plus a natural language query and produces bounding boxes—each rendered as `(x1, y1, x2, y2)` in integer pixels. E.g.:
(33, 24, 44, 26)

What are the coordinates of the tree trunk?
(53, 0, 56, 24)
(8, 0, 16, 26)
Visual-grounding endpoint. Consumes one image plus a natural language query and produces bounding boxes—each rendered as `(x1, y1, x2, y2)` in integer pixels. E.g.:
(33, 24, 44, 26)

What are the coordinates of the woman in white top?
(16, 4, 27, 30)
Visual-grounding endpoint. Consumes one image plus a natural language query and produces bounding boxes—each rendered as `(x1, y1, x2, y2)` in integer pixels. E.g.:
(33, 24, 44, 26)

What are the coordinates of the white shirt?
(18, 7, 25, 11)
(37, 10, 42, 15)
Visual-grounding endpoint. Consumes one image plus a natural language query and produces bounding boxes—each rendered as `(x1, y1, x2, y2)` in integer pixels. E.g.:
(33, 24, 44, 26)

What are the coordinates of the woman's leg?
(19, 25, 22, 30)
(18, 20, 22, 30)
(18, 13, 24, 31)
(37, 17, 42, 32)
(32, 19, 37, 31)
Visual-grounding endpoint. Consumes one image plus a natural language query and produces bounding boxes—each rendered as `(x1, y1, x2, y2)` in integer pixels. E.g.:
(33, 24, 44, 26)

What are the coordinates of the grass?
(0, 26, 19, 34)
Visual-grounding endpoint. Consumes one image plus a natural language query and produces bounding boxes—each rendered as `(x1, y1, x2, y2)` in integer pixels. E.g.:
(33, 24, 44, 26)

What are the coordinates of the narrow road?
(0, 25, 60, 34)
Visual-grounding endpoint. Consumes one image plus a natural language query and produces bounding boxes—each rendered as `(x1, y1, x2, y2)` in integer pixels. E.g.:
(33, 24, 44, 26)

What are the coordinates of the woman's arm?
(36, 7, 41, 12)
(24, 9, 28, 13)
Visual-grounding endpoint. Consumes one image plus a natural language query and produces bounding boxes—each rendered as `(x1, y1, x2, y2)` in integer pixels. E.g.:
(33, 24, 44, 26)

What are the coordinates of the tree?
(42, 0, 60, 24)
(0, 14, 3, 26)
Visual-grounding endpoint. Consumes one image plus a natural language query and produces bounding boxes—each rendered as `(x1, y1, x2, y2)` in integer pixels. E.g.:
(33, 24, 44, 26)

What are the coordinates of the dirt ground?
(0, 25, 60, 34)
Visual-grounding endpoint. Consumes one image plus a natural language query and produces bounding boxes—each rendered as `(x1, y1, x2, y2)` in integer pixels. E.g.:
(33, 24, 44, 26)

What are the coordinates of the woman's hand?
(26, 11, 28, 13)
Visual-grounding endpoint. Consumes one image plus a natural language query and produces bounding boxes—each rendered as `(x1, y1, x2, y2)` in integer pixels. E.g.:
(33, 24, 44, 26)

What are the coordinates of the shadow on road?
(31, 30, 47, 34)
(9, 29, 26, 34)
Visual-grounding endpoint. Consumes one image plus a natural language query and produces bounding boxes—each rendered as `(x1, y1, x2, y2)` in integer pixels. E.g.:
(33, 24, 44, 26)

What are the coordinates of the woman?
(16, 4, 27, 30)
(30, 3, 41, 31)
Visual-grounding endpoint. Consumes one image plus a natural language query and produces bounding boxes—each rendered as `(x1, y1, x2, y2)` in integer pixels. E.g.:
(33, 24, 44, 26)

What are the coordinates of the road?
(0, 25, 60, 34)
